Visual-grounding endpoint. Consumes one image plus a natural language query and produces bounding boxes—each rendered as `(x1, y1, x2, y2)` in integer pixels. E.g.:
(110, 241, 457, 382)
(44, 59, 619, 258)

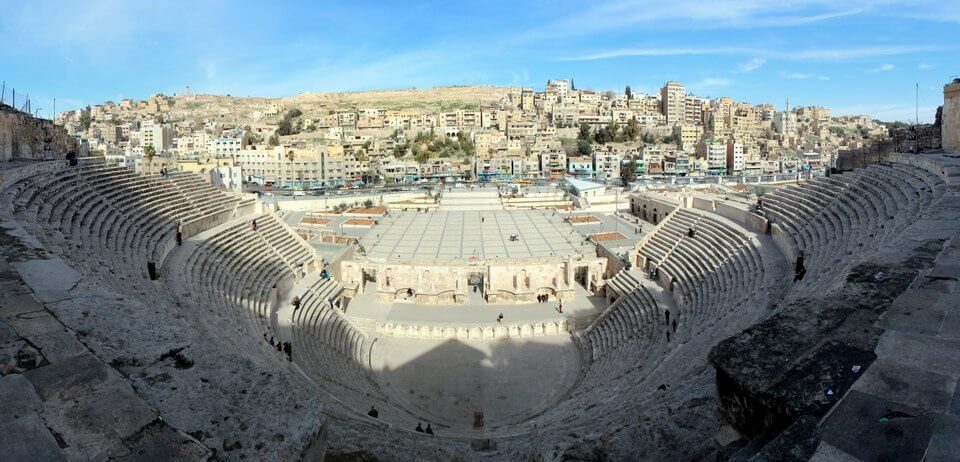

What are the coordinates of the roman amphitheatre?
(2, 106, 960, 461)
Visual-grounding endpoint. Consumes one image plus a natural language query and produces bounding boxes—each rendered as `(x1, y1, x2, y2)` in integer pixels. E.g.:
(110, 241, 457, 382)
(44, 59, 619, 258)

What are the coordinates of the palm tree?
(286, 150, 296, 189)
(144, 145, 156, 173)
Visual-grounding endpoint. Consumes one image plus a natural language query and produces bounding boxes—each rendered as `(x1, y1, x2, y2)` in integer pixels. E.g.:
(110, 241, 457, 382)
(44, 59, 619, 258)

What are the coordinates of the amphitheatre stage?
(2, 151, 960, 461)
(359, 209, 592, 260)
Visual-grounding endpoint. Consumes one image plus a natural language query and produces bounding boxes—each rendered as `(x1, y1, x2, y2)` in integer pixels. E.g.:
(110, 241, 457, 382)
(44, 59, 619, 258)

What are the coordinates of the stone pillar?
(944, 80, 960, 152)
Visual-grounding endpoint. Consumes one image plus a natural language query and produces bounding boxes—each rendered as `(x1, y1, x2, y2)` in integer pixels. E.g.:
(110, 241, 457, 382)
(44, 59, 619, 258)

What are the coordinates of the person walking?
(283, 342, 292, 361)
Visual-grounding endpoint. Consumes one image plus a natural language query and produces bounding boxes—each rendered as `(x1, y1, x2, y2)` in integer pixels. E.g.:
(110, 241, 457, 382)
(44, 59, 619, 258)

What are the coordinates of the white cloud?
(522, 1, 871, 41)
(687, 77, 733, 94)
(918, 63, 936, 70)
(736, 58, 765, 73)
(559, 45, 935, 62)
(866, 63, 895, 73)
(780, 71, 830, 80)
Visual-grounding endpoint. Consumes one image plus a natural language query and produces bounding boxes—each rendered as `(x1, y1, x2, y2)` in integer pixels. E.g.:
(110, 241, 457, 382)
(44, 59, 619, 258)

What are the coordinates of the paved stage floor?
(345, 283, 606, 326)
(358, 210, 594, 260)
(371, 335, 580, 432)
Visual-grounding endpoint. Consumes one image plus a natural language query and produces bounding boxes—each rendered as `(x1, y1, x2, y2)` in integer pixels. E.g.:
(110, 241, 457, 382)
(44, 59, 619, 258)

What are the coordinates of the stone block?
(11, 258, 83, 303)
(23, 352, 121, 402)
(0, 412, 66, 462)
(820, 390, 933, 461)
(923, 414, 960, 462)
(8, 309, 63, 338)
(879, 290, 946, 336)
(852, 360, 957, 413)
(0, 293, 44, 317)
(115, 420, 210, 461)
(875, 330, 960, 376)
(0, 374, 44, 423)
(27, 328, 89, 363)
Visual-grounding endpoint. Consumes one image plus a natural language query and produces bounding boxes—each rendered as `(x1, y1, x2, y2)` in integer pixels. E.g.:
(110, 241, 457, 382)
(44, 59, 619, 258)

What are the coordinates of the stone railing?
(376, 318, 570, 341)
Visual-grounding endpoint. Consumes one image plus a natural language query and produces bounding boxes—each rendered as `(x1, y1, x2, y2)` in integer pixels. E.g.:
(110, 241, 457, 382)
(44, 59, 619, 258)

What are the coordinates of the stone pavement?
(346, 281, 606, 329)
(359, 210, 593, 260)
(0, 227, 210, 461)
(371, 335, 579, 432)
(813, 236, 960, 461)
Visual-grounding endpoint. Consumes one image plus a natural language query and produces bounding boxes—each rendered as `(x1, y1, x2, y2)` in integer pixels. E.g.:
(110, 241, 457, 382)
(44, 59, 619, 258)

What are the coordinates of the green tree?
(268, 133, 280, 146)
(577, 139, 593, 156)
(79, 106, 92, 131)
(621, 158, 638, 184)
(625, 86, 633, 100)
(624, 117, 639, 141)
(143, 144, 156, 172)
(577, 123, 591, 141)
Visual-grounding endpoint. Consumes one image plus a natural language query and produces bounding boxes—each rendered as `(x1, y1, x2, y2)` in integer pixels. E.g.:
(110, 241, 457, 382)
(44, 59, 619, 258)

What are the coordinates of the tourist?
(251, 219, 258, 231)
(415, 423, 425, 433)
(368, 406, 379, 419)
(269, 336, 275, 347)
(497, 313, 503, 323)
(176, 229, 182, 246)
(284, 342, 292, 361)
(276, 342, 283, 352)
(292, 296, 301, 311)
(425, 424, 434, 435)
(263, 333, 268, 343)
(687, 227, 695, 238)
(557, 300, 563, 314)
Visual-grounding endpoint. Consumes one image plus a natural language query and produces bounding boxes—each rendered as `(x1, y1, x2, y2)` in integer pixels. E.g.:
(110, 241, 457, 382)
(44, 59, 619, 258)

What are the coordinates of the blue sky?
(0, 0, 956, 122)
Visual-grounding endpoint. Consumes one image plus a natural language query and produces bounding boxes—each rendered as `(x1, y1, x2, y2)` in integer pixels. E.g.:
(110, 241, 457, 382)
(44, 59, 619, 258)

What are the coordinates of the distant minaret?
(786, 97, 791, 113)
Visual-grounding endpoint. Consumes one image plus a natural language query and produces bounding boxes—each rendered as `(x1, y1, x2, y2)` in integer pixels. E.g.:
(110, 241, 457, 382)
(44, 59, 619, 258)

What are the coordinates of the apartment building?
(726, 141, 745, 173)
(539, 152, 567, 179)
(592, 150, 622, 181)
(660, 82, 686, 125)
(138, 120, 173, 152)
(674, 124, 703, 152)
(697, 138, 728, 174)
(567, 156, 594, 178)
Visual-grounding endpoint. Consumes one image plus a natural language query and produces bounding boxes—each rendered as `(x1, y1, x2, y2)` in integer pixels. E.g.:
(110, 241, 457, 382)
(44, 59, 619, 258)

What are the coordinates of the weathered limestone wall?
(0, 104, 77, 161)
(943, 80, 960, 152)
(344, 256, 606, 303)
(629, 193, 680, 224)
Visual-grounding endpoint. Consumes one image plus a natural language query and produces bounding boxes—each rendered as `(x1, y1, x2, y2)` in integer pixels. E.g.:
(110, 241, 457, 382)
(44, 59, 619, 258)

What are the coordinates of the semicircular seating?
(4, 157, 951, 457)
(761, 163, 945, 294)
(6, 162, 252, 277)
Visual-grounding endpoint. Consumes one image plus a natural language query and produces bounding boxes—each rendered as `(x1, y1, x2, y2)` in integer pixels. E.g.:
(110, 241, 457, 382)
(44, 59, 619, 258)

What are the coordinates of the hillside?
(165, 86, 512, 125)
